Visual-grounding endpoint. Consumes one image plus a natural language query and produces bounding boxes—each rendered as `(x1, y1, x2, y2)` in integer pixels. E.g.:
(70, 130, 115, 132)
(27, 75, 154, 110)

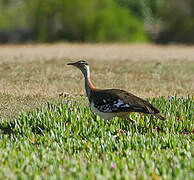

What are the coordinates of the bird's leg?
(104, 119, 110, 123)
(127, 117, 138, 133)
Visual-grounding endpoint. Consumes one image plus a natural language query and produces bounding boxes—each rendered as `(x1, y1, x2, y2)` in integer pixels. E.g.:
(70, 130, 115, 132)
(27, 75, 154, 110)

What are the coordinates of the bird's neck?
(83, 66, 95, 100)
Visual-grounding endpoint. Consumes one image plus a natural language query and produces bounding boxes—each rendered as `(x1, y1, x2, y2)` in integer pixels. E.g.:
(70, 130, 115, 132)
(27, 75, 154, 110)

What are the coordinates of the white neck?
(83, 65, 90, 78)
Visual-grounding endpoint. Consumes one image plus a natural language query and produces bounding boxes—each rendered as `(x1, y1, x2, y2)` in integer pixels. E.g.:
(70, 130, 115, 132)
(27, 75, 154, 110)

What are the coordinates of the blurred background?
(0, 0, 194, 44)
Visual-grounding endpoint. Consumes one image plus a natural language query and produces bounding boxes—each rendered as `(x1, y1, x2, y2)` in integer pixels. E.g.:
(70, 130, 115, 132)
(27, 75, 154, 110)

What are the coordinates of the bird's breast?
(90, 102, 115, 120)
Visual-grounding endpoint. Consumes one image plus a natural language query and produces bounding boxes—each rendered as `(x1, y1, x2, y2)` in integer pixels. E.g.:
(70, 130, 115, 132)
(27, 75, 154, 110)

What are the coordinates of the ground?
(0, 43, 193, 179)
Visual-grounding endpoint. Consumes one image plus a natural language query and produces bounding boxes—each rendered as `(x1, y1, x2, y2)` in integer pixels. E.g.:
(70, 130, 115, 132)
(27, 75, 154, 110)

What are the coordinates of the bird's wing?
(91, 89, 160, 114)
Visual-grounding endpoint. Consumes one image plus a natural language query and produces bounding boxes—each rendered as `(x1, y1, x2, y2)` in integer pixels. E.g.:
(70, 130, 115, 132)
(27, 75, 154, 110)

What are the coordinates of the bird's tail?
(155, 113, 166, 120)
(145, 103, 166, 120)
(140, 99, 166, 120)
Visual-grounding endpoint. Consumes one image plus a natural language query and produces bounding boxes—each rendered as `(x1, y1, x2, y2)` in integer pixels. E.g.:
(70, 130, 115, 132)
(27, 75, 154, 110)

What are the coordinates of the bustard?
(67, 60, 166, 132)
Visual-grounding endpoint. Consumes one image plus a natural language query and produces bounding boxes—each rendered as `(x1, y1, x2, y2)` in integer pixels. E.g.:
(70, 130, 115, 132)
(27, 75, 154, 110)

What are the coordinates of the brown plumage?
(67, 60, 166, 131)
(90, 89, 165, 120)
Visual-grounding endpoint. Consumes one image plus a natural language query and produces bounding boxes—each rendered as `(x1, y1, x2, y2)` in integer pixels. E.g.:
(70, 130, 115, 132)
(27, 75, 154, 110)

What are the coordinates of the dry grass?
(1, 43, 194, 62)
(0, 43, 193, 119)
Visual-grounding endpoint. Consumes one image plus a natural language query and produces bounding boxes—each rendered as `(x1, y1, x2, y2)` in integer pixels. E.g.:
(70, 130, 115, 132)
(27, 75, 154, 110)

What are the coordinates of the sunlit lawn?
(0, 44, 193, 179)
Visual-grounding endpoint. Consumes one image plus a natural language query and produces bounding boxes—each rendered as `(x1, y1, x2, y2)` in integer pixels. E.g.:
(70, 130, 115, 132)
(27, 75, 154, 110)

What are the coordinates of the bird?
(67, 60, 166, 132)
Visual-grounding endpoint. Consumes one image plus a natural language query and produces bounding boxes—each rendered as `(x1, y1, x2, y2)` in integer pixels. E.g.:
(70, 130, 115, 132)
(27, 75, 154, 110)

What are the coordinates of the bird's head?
(67, 60, 90, 76)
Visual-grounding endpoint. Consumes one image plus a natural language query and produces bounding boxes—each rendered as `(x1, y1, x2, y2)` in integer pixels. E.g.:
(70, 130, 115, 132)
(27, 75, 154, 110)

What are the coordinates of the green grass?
(0, 96, 193, 179)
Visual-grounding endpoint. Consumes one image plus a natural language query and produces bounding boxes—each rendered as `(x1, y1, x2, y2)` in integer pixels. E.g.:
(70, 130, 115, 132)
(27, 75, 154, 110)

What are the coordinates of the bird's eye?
(78, 60, 88, 65)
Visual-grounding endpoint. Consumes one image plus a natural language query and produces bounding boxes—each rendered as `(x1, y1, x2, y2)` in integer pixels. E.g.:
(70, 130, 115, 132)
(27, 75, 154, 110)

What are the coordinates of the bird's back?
(90, 88, 162, 116)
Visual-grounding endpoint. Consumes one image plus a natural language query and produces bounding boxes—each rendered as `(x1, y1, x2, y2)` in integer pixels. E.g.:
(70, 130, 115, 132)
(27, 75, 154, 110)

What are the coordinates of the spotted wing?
(90, 89, 133, 113)
(91, 89, 160, 114)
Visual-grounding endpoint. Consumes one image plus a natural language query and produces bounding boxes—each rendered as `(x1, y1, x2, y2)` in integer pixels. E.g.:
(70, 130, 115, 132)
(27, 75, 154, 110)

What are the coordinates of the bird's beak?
(67, 63, 77, 66)
(67, 62, 75, 66)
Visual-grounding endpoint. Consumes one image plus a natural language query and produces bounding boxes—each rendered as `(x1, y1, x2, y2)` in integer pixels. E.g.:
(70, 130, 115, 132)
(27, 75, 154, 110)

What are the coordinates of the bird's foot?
(114, 129, 126, 137)
(128, 118, 138, 133)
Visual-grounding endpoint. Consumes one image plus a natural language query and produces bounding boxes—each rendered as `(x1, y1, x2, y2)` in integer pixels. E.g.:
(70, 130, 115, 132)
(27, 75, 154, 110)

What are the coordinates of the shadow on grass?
(0, 121, 15, 135)
(0, 118, 48, 136)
